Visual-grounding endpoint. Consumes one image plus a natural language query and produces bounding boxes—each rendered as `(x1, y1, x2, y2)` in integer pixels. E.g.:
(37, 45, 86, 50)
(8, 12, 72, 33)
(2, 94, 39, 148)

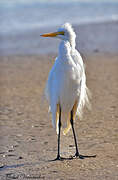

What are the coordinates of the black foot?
(72, 153, 96, 159)
(52, 155, 65, 161)
(72, 151, 97, 159)
(49, 154, 96, 162)
(72, 152, 84, 159)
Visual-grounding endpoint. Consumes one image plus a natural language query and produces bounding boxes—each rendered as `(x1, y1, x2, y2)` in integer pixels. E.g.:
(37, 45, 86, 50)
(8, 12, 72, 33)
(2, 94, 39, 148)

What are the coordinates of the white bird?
(41, 23, 90, 160)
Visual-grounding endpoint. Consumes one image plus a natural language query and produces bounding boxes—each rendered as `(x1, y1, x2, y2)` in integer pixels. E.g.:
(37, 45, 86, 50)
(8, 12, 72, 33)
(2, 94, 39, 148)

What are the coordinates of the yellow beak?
(40, 31, 64, 37)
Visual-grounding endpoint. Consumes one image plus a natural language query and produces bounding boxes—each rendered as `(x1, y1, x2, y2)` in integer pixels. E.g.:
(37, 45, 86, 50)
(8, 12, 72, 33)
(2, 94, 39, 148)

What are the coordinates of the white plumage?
(42, 23, 90, 135)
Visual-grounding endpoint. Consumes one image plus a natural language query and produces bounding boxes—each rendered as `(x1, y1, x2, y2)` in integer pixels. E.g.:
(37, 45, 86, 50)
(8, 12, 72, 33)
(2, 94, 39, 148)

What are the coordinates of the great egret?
(41, 23, 90, 160)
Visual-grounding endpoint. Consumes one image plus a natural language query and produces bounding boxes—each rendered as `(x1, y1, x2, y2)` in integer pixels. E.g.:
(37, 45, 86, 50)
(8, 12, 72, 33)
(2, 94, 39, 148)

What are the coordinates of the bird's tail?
(56, 108, 71, 135)
(56, 101, 78, 135)
(63, 100, 78, 135)
(63, 117, 71, 135)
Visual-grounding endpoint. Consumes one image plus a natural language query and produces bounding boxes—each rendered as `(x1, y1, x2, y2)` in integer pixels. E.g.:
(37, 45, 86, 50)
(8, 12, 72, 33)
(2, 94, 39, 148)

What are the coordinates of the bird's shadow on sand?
(0, 163, 26, 171)
(0, 154, 96, 172)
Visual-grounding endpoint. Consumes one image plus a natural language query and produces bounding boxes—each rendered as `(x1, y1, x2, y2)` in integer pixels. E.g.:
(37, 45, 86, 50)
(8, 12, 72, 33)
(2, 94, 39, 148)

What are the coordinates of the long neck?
(58, 40, 73, 59)
(59, 35, 76, 54)
(69, 36, 76, 49)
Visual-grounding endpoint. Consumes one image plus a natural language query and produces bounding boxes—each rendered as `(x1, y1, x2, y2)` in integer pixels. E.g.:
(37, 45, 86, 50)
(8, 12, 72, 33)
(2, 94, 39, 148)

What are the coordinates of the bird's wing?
(45, 57, 60, 129)
(45, 57, 58, 102)
(71, 50, 84, 70)
(71, 50, 91, 118)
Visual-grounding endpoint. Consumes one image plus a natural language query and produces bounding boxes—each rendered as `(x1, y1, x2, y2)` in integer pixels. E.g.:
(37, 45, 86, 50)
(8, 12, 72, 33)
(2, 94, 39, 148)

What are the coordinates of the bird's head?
(41, 23, 76, 47)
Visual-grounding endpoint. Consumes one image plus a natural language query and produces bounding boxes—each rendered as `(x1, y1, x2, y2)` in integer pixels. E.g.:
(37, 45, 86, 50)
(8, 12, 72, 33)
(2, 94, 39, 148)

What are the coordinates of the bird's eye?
(58, 31, 65, 36)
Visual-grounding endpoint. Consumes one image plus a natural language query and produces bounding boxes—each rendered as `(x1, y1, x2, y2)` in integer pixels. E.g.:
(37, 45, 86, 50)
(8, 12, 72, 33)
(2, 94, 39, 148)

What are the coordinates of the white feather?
(45, 23, 90, 134)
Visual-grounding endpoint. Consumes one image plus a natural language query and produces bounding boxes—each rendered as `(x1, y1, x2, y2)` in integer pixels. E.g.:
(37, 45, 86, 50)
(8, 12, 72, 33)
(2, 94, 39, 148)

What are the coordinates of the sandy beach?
(0, 53, 118, 179)
(1, 0, 118, 179)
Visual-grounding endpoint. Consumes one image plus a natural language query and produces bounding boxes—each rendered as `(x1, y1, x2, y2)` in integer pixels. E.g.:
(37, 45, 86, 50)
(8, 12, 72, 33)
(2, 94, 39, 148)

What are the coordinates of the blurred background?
(0, 0, 118, 55)
(0, 1, 118, 179)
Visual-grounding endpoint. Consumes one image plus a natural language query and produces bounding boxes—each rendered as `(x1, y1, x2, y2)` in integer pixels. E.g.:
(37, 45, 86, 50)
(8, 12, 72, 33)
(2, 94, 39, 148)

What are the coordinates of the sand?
(0, 54, 118, 180)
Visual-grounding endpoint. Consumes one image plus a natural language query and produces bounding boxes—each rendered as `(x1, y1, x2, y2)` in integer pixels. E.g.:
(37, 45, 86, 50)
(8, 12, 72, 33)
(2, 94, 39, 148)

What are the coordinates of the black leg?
(53, 106, 62, 161)
(57, 106, 61, 159)
(50, 108, 96, 161)
(70, 110, 80, 158)
(69, 110, 97, 160)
